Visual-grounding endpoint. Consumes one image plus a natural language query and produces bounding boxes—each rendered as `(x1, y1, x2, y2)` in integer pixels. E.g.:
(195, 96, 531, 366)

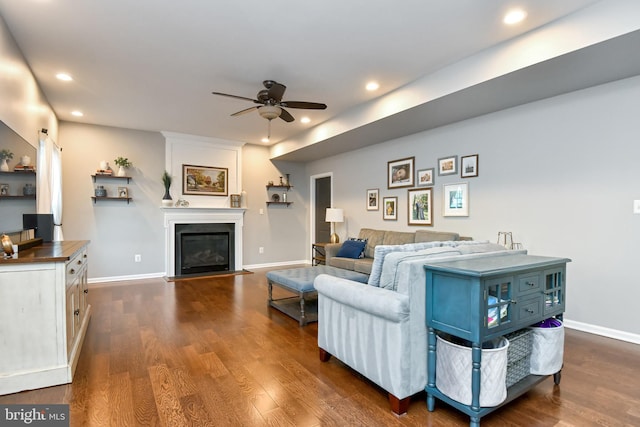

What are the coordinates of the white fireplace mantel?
(163, 207, 244, 277)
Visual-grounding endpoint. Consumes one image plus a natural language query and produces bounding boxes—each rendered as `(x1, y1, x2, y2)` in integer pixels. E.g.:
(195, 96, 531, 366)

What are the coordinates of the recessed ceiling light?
(71, 110, 84, 117)
(56, 73, 73, 81)
(300, 117, 311, 124)
(365, 81, 379, 91)
(503, 9, 527, 25)
(261, 137, 269, 143)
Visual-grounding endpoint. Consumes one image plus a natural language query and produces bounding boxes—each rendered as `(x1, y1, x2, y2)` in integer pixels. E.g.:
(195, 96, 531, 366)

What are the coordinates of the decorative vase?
(0, 159, 8, 172)
(21, 155, 31, 166)
(162, 188, 173, 207)
(23, 183, 35, 196)
(99, 160, 108, 171)
(95, 185, 107, 197)
(117, 166, 126, 177)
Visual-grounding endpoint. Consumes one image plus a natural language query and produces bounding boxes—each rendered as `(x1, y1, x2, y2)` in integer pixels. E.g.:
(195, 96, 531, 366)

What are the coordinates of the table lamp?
(325, 208, 344, 243)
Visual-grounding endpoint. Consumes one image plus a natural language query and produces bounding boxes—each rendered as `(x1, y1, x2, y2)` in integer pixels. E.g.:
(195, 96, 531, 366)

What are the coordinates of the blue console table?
(424, 253, 570, 426)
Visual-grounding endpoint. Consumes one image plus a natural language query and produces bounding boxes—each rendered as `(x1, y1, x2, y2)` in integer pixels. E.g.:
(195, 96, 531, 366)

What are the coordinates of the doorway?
(311, 174, 332, 245)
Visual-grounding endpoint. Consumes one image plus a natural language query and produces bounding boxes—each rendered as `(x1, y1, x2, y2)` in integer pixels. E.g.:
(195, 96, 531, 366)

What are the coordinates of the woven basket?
(504, 329, 533, 387)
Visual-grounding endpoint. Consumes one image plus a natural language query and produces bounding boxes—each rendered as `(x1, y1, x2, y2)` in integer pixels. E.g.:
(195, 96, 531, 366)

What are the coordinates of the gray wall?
(59, 122, 166, 280)
(242, 144, 308, 267)
(306, 75, 640, 338)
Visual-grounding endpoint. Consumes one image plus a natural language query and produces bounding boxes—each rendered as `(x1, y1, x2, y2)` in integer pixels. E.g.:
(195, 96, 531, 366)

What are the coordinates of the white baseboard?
(563, 319, 640, 345)
(88, 272, 166, 287)
(243, 260, 310, 270)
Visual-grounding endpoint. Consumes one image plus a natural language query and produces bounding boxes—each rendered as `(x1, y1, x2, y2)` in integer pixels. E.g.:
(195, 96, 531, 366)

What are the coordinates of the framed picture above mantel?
(182, 164, 228, 196)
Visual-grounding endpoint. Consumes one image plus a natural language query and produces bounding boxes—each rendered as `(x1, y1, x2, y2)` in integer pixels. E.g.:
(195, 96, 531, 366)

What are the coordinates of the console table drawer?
(516, 297, 543, 323)
(517, 273, 541, 295)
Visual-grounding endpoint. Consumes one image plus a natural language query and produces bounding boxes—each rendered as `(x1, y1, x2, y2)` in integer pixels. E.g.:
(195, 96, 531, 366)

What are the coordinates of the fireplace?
(163, 208, 244, 278)
(175, 223, 235, 275)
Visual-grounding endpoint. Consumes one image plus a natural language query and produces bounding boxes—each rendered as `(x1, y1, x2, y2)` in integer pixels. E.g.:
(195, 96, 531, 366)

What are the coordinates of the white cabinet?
(0, 241, 91, 395)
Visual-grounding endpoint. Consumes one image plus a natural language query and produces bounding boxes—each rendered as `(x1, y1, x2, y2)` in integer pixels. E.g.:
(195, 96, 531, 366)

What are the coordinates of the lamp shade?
(325, 208, 344, 223)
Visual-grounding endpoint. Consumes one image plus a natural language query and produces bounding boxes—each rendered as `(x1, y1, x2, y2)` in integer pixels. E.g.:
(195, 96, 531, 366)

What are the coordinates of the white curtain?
(37, 131, 64, 241)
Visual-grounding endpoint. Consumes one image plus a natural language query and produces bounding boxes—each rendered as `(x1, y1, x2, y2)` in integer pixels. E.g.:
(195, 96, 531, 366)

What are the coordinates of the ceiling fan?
(212, 80, 327, 138)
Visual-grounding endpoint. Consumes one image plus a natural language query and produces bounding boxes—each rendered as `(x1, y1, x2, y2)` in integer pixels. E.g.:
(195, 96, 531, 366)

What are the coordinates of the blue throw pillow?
(336, 239, 366, 259)
(348, 237, 367, 258)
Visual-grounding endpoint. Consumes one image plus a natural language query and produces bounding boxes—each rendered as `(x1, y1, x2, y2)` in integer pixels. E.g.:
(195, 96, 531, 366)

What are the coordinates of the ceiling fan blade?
(279, 108, 295, 123)
(280, 101, 327, 110)
(212, 91, 259, 103)
(266, 81, 286, 102)
(231, 106, 258, 116)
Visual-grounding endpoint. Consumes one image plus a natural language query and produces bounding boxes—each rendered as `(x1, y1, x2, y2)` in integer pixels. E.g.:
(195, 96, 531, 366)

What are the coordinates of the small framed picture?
(438, 155, 458, 176)
(443, 182, 469, 217)
(416, 168, 434, 187)
(408, 188, 433, 226)
(461, 154, 479, 178)
(0, 184, 9, 196)
(383, 196, 398, 220)
(118, 187, 129, 198)
(366, 188, 379, 211)
(388, 157, 415, 189)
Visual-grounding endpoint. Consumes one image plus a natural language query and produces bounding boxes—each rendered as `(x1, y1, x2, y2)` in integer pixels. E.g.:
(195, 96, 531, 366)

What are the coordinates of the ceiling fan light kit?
(212, 80, 327, 140)
(258, 105, 282, 120)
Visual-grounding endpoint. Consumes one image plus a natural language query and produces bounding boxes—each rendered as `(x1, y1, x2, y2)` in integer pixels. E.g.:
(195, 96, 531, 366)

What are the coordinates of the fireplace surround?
(163, 207, 244, 277)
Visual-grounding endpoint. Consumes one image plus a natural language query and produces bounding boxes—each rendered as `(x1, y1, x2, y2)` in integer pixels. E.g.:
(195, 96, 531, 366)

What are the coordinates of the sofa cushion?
(455, 241, 507, 254)
(367, 241, 443, 287)
(415, 230, 460, 242)
(358, 228, 386, 259)
(329, 257, 357, 271)
(336, 239, 367, 259)
(382, 231, 416, 246)
(379, 247, 461, 291)
(354, 258, 374, 275)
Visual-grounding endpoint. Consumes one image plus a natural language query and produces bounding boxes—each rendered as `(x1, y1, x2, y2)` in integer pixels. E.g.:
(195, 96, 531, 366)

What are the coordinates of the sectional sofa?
(314, 228, 524, 414)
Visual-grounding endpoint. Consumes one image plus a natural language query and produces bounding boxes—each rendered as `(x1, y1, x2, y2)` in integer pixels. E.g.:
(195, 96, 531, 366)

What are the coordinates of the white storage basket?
(436, 335, 509, 407)
(529, 321, 564, 375)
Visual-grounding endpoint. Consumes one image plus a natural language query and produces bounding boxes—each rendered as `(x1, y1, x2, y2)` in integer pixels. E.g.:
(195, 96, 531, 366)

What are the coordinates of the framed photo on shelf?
(383, 196, 398, 220)
(117, 187, 128, 198)
(182, 164, 228, 196)
(438, 155, 458, 176)
(0, 183, 8, 196)
(366, 188, 379, 211)
(408, 188, 432, 226)
(388, 157, 415, 189)
(443, 182, 469, 217)
(416, 168, 434, 186)
(461, 154, 479, 178)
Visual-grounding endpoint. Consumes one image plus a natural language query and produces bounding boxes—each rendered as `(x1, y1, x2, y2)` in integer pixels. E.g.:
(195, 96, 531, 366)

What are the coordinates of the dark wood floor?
(2, 267, 639, 426)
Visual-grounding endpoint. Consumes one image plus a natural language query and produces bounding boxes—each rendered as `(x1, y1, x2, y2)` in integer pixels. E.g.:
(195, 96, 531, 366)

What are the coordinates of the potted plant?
(0, 149, 13, 172)
(161, 170, 173, 207)
(114, 156, 132, 177)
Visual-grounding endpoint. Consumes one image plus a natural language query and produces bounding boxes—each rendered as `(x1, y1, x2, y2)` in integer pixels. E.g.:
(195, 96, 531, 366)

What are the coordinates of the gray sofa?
(314, 231, 523, 415)
(324, 228, 469, 274)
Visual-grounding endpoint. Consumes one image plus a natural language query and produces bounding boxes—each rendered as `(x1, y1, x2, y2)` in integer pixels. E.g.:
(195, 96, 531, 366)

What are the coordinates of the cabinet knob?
(526, 281, 535, 287)
(84, 289, 88, 294)
(69, 268, 75, 274)
(525, 308, 534, 314)
(74, 309, 80, 316)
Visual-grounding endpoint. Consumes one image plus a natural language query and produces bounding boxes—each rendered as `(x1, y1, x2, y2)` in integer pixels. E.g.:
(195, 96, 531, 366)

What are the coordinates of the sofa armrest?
(324, 243, 343, 265)
(314, 274, 409, 323)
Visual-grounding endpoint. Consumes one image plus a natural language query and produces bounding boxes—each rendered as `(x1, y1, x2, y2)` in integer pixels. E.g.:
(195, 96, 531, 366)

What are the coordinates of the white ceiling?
(0, 0, 609, 155)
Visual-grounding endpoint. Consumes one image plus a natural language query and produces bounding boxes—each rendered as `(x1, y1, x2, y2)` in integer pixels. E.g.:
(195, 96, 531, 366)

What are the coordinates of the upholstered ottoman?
(266, 266, 369, 326)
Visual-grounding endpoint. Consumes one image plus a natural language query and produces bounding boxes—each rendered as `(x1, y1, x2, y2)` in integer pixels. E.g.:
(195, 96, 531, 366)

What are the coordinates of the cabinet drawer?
(66, 249, 87, 286)
(515, 297, 542, 323)
(517, 273, 541, 295)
